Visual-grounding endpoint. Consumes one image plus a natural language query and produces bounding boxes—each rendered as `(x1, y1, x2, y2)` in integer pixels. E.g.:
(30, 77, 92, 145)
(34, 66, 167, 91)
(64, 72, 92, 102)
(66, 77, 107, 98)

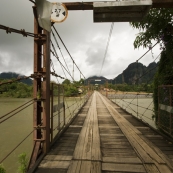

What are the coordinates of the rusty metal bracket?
(34, 126, 46, 130)
(31, 72, 46, 79)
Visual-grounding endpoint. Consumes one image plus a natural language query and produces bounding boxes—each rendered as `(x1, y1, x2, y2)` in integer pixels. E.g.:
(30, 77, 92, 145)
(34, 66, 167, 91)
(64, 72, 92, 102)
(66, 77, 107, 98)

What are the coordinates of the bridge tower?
(28, 7, 51, 170)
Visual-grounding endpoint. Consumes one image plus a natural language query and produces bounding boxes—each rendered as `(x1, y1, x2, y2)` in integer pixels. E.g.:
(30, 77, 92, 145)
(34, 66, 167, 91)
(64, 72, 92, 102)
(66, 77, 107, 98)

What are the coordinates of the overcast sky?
(0, 0, 161, 82)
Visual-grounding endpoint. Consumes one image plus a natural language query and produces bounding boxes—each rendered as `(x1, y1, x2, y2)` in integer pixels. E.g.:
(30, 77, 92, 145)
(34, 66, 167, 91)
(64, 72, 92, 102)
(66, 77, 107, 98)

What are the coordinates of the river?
(0, 97, 86, 173)
(111, 98, 156, 129)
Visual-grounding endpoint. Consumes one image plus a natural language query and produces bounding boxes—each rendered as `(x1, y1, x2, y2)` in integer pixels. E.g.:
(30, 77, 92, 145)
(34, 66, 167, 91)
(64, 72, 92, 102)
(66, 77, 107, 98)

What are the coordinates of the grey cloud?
(86, 47, 104, 66)
(0, 0, 161, 80)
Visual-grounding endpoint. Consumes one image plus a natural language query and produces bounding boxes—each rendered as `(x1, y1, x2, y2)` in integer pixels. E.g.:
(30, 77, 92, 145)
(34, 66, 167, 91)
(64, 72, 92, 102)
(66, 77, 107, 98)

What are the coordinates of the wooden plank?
(121, 121, 165, 164)
(99, 125, 120, 129)
(102, 163, 146, 172)
(44, 155, 72, 161)
(70, 125, 83, 127)
(91, 162, 101, 173)
(73, 93, 101, 161)
(145, 135, 163, 139)
(139, 135, 173, 171)
(103, 156, 142, 163)
(144, 164, 160, 173)
(102, 148, 136, 153)
(39, 160, 70, 169)
(73, 102, 92, 159)
(97, 92, 173, 173)
(101, 141, 130, 145)
(101, 137, 129, 142)
(67, 161, 82, 173)
(80, 161, 91, 173)
(78, 114, 87, 117)
(82, 117, 93, 159)
(91, 94, 101, 160)
(100, 133, 123, 137)
(102, 144, 131, 149)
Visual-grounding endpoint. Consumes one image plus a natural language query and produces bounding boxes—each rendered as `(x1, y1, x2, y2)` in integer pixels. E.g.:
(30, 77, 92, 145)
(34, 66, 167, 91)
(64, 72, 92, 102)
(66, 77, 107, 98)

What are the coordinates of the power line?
(100, 22, 114, 76)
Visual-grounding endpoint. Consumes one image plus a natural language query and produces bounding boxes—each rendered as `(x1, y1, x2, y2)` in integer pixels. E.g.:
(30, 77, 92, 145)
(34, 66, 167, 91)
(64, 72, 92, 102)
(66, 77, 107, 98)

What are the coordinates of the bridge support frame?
(28, 6, 51, 171)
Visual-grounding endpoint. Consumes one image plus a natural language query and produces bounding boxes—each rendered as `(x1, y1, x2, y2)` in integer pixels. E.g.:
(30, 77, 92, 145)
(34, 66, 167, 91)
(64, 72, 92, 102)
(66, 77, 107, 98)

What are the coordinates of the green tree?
(62, 79, 71, 85)
(130, 8, 173, 49)
(130, 8, 173, 123)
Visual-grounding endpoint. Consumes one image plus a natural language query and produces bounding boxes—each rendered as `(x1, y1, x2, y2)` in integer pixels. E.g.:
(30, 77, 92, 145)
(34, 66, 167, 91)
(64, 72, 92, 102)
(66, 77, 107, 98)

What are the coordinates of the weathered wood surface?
(98, 92, 173, 173)
(35, 91, 173, 173)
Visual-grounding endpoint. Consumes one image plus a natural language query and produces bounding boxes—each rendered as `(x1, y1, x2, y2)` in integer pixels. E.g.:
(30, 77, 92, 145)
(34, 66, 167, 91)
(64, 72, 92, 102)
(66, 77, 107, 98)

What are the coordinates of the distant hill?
(85, 62, 158, 85)
(0, 72, 33, 85)
(85, 76, 108, 85)
(113, 62, 158, 84)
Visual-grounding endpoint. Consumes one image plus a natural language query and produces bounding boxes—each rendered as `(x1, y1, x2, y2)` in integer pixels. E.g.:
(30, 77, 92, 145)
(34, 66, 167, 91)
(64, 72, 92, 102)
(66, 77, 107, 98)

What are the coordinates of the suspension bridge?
(0, 0, 173, 173)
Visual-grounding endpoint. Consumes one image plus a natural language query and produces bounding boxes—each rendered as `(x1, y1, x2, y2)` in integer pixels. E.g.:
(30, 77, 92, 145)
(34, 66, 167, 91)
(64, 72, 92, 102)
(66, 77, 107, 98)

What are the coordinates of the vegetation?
(0, 164, 6, 173)
(62, 79, 85, 97)
(18, 153, 28, 173)
(130, 8, 173, 129)
(0, 72, 32, 85)
(0, 79, 32, 98)
(102, 83, 153, 93)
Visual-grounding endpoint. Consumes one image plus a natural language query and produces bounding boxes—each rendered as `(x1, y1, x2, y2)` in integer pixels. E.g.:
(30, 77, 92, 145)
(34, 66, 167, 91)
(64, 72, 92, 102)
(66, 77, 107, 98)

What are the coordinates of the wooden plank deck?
(34, 91, 173, 173)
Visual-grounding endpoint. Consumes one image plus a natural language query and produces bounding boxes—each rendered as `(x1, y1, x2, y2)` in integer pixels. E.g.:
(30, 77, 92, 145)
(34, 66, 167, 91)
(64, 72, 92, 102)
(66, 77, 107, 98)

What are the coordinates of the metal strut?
(28, 6, 51, 172)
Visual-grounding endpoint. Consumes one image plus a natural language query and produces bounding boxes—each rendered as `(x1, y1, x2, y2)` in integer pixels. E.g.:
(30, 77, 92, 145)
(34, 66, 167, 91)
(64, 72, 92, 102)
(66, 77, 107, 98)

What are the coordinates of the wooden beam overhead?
(152, 0, 173, 8)
(63, 1, 173, 11)
(63, 2, 93, 10)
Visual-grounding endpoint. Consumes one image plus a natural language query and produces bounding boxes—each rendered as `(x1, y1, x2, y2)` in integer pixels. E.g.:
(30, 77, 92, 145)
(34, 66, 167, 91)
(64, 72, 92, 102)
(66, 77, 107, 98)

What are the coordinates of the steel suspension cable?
(100, 22, 114, 76)
(50, 40, 74, 80)
(0, 24, 42, 38)
(0, 99, 34, 120)
(52, 25, 85, 79)
(0, 128, 34, 164)
(51, 30, 71, 76)
(0, 101, 35, 124)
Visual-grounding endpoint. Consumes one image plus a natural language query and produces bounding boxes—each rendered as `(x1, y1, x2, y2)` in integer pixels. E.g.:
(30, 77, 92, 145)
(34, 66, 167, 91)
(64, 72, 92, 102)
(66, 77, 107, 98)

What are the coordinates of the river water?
(0, 97, 86, 173)
(111, 98, 156, 129)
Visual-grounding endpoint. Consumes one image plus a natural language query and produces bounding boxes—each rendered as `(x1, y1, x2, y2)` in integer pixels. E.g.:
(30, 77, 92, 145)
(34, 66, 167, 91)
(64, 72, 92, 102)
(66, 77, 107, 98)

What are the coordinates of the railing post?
(169, 86, 172, 135)
(58, 85, 60, 130)
(158, 86, 160, 127)
(42, 29, 51, 153)
(51, 83, 53, 143)
(63, 86, 65, 126)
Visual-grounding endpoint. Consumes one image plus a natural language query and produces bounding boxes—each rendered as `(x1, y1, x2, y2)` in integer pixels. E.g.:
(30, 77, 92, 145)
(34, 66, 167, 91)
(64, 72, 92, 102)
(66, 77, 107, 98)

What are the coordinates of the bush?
(0, 164, 6, 173)
(18, 153, 28, 173)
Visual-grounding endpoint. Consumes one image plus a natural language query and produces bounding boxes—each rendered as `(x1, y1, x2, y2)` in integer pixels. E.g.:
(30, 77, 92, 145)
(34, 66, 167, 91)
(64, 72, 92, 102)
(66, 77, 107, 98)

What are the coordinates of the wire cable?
(100, 22, 114, 76)
(52, 25, 85, 79)
(51, 30, 71, 76)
